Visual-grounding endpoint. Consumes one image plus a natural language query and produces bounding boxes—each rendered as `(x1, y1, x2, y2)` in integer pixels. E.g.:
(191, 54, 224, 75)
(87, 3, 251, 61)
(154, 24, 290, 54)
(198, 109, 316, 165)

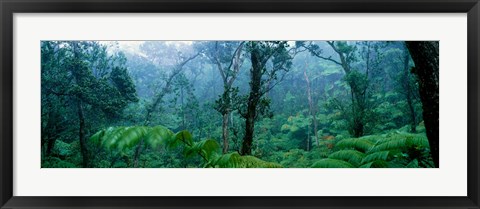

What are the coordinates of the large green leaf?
(90, 125, 281, 168)
(213, 152, 282, 168)
(173, 130, 193, 147)
(370, 133, 429, 153)
(335, 138, 374, 152)
(361, 151, 390, 165)
(311, 159, 355, 168)
(185, 139, 221, 161)
(359, 160, 389, 168)
(115, 126, 148, 150)
(144, 126, 174, 148)
(328, 150, 365, 167)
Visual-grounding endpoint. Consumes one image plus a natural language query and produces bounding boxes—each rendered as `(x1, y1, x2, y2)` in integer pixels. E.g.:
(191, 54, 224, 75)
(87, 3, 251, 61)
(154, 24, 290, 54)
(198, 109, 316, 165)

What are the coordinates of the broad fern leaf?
(213, 153, 282, 168)
(213, 152, 242, 168)
(311, 159, 355, 168)
(328, 150, 365, 167)
(335, 138, 374, 152)
(406, 159, 419, 168)
(174, 130, 193, 147)
(144, 126, 174, 148)
(361, 151, 390, 164)
(359, 160, 389, 168)
(115, 126, 148, 150)
(187, 139, 220, 161)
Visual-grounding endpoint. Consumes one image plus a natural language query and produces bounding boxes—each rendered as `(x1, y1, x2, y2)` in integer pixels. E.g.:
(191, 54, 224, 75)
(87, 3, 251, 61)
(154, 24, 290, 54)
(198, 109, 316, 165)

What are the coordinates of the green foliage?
(42, 41, 434, 169)
(185, 139, 219, 160)
(316, 132, 433, 168)
(335, 138, 374, 153)
(328, 150, 365, 167)
(90, 125, 281, 168)
(42, 157, 78, 168)
(311, 159, 355, 168)
(110, 66, 139, 103)
(280, 114, 311, 150)
(361, 151, 390, 164)
(213, 153, 282, 168)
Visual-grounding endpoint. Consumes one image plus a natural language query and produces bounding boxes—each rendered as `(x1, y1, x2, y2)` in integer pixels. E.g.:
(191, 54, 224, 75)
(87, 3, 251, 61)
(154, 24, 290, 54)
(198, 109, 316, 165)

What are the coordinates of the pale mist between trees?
(41, 41, 439, 168)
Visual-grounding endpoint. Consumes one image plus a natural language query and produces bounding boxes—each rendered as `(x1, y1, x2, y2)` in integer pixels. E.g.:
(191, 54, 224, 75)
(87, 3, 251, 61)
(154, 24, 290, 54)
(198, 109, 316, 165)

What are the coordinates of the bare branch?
(303, 42, 343, 66)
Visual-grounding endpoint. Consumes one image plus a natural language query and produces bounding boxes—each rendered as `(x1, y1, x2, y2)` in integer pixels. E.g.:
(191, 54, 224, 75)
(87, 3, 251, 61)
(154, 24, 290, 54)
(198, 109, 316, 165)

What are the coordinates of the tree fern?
(328, 150, 365, 167)
(90, 125, 281, 168)
(370, 133, 429, 153)
(185, 139, 220, 161)
(210, 152, 282, 168)
(311, 159, 355, 168)
(326, 132, 431, 168)
(335, 138, 374, 152)
(359, 160, 389, 168)
(406, 159, 419, 168)
(145, 126, 175, 148)
(361, 151, 390, 165)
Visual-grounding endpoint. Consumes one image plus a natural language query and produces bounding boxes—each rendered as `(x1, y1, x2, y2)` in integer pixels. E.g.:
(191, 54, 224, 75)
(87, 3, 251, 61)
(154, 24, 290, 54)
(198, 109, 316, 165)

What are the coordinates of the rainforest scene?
(41, 41, 439, 168)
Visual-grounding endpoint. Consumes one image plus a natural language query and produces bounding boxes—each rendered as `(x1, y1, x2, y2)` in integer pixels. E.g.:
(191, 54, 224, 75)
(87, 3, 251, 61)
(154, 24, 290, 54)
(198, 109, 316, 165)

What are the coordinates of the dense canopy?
(41, 40, 438, 168)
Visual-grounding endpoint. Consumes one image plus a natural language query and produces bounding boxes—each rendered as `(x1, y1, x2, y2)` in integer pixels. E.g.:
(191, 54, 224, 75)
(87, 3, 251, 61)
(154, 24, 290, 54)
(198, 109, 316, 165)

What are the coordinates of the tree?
(302, 59, 319, 149)
(239, 41, 293, 155)
(405, 41, 439, 168)
(398, 44, 420, 133)
(41, 41, 138, 167)
(302, 41, 383, 137)
(132, 43, 199, 167)
(200, 41, 246, 153)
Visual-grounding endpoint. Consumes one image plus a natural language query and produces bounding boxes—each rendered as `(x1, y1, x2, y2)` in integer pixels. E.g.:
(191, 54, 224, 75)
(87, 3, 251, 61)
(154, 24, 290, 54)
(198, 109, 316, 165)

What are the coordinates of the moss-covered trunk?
(241, 44, 262, 156)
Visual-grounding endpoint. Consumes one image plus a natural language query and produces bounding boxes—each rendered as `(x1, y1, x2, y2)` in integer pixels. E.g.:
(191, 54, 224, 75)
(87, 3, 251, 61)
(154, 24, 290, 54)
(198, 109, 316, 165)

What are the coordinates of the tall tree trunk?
(406, 41, 439, 168)
(306, 124, 310, 151)
(77, 101, 89, 168)
(222, 111, 230, 154)
(241, 104, 256, 155)
(402, 47, 417, 133)
(350, 89, 364, 138)
(71, 43, 89, 167)
(44, 110, 59, 156)
(303, 65, 319, 147)
(241, 45, 262, 156)
(325, 41, 365, 138)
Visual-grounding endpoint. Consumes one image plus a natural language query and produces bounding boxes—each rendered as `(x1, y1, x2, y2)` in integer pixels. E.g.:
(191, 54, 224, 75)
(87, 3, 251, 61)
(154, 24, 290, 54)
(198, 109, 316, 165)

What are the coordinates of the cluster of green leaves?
(311, 131, 433, 168)
(280, 114, 312, 150)
(89, 125, 282, 168)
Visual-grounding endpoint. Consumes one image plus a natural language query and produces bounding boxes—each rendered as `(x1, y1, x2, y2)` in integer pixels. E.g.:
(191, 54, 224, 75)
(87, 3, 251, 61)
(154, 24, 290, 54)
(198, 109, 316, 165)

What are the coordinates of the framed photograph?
(1, 0, 479, 208)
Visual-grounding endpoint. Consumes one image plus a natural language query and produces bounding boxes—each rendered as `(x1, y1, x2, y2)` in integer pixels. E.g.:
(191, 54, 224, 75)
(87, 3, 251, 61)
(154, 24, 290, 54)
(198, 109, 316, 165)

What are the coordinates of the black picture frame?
(1, 0, 479, 208)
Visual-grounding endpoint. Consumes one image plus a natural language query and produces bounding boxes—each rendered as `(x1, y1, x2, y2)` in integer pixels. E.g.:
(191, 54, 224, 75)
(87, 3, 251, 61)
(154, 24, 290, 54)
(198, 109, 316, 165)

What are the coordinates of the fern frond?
(238, 156, 283, 168)
(115, 126, 148, 150)
(311, 159, 355, 168)
(406, 159, 419, 168)
(335, 138, 374, 152)
(186, 139, 220, 161)
(370, 138, 407, 152)
(144, 125, 174, 148)
(359, 160, 389, 168)
(328, 150, 365, 167)
(370, 133, 429, 153)
(213, 152, 242, 168)
(213, 153, 282, 168)
(406, 135, 430, 148)
(90, 130, 105, 145)
(173, 130, 193, 147)
(361, 151, 390, 164)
